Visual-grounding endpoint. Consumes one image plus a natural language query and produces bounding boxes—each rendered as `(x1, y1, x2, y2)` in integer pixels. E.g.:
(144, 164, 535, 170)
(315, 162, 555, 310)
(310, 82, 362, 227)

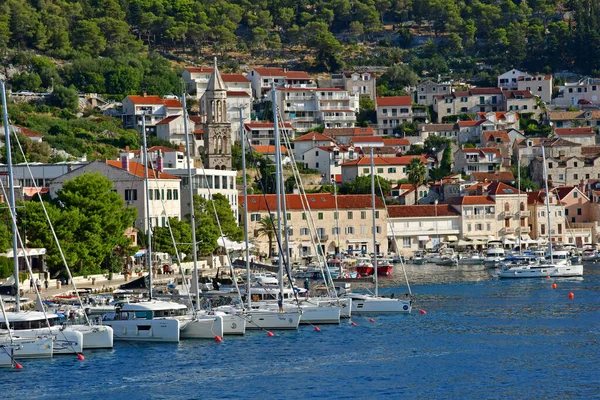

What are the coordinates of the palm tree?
(255, 216, 277, 258)
(407, 158, 427, 205)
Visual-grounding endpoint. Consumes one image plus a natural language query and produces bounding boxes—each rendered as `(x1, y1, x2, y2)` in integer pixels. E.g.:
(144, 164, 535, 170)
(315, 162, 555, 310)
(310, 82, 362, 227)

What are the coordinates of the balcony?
(517, 210, 531, 218)
(322, 115, 356, 121)
(317, 234, 329, 242)
(500, 227, 515, 235)
(500, 211, 514, 219)
(464, 214, 489, 219)
(517, 226, 531, 233)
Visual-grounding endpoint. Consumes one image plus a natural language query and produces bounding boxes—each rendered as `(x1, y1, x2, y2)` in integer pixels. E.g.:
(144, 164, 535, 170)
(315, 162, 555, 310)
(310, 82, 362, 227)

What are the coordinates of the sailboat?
(498, 144, 583, 278)
(0, 81, 84, 355)
(341, 146, 412, 313)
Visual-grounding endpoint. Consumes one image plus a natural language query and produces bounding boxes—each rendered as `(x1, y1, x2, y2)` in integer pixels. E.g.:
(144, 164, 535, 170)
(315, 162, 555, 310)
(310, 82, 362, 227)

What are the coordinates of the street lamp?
(434, 199, 439, 248)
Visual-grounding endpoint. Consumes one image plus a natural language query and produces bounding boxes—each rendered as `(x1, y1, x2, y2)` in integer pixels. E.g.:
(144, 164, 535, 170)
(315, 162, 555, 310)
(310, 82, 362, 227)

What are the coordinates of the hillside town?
(3, 63, 600, 266)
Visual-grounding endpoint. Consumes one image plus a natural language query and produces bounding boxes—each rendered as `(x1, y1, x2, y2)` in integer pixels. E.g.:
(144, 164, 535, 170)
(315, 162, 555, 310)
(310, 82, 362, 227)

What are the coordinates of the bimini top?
(120, 301, 187, 312)
(0, 311, 60, 323)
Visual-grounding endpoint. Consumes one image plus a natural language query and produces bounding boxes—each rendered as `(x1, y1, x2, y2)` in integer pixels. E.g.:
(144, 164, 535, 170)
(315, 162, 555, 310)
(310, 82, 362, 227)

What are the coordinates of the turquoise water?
(3, 264, 600, 399)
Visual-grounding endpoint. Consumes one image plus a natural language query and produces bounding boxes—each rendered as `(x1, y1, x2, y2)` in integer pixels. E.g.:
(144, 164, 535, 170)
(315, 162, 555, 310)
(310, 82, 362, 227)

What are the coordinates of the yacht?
(484, 243, 505, 267)
(341, 292, 412, 314)
(0, 335, 53, 359)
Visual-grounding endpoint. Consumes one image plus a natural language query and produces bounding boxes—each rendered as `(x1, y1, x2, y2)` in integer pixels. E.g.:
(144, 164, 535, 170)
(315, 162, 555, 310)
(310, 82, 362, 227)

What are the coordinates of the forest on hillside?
(1, 0, 600, 97)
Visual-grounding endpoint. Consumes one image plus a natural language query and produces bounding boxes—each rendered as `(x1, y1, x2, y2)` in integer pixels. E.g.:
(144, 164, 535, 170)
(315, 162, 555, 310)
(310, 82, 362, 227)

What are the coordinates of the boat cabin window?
(1, 317, 56, 330)
(153, 309, 186, 318)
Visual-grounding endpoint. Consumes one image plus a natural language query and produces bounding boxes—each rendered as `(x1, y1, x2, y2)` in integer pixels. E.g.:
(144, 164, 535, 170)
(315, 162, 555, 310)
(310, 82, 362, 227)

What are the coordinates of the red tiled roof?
(252, 67, 311, 79)
(276, 87, 341, 91)
(185, 67, 212, 73)
(324, 127, 374, 137)
(1, 125, 44, 137)
(382, 138, 410, 146)
(471, 171, 515, 182)
(105, 160, 179, 180)
(294, 132, 334, 142)
(341, 155, 428, 167)
(555, 127, 595, 136)
(482, 130, 510, 143)
(189, 116, 202, 125)
(504, 90, 533, 99)
(222, 74, 249, 83)
(126, 95, 182, 108)
(470, 87, 503, 95)
(284, 71, 312, 79)
(486, 181, 524, 195)
(376, 96, 412, 106)
(477, 111, 519, 121)
(250, 145, 288, 154)
(156, 115, 181, 125)
(387, 204, 460, 218)
(164, 99, 183, 108)
(226, 91, 251, 97)
(460, 147, 502, 158)
(460, 195, 496, 205)
(241, 193, 384, 211)
(457, 120, 483, 127)
(244, 122, 293, 130)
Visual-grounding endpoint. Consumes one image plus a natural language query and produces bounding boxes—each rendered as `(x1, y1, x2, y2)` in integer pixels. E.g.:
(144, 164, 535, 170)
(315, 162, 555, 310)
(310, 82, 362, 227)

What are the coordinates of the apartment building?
(244, 121, 294, 146)
(121, 95, 183, 134)
(415, 79, 452, 106)
(341, 155, 432, 183)
(247, 67, 316, 99)
(374, 96, 415, 135)
(555, 77, 600, 106)
(433, 88, 504, 123)
(453, 147, 505, 176)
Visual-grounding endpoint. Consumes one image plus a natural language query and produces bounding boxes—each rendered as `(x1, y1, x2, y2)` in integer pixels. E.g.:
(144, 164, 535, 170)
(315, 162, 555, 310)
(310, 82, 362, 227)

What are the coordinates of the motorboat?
(497, 260, 583, 278)
(354, 257, 374, 276)
(458, 252, 484, 265)
(436, 254, 458, 266)
(484, 245, 505, 268)
(99, 300, 183, 342)
(375, 259, 394, 276)
(581, 249, 600, 262)
(340, 293, 412, 314)
(0, 311, 83, 354)
(412, 252, 426, 265)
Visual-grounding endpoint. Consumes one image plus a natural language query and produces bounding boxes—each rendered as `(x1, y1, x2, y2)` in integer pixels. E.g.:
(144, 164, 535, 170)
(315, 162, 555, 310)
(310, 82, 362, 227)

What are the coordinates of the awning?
(447, 235, 458, 242)
(300, 242, 313, 247)
(503, 235, 516, 240)
(418, 235, 430, 241)
(521, 235, 532, 243)
(456, 240, 472, 247)
(503, 239, 516, 245)
(425, 241, 434, 249)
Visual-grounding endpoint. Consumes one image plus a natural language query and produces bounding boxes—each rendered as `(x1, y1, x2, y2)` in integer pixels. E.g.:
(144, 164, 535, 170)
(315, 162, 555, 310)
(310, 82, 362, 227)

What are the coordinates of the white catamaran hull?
(498, 264, 584, 278)
(14, 328, 83, 354)
(343, 294, 412, 314)
(245, 310, 301, 330)
(104, 319, 181, 342)
(0, 335, 53, 359)
(70, 325, 114, 349)
(179, 315, 224, 339)
(216, 312, 246, 335)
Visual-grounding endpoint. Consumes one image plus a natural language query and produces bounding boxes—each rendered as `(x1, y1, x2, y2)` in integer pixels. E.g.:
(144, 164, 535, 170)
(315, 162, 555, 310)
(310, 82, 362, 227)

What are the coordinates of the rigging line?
(276, 122, 336, 297)
(375, 173, 413, 296)
(11, 128, 92, 326)
(0, 178, 80, 356)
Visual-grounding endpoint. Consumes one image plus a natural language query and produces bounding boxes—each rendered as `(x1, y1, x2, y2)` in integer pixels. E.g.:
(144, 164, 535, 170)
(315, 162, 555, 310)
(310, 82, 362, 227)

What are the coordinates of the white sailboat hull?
(310, 298, 352, 318)
(104, 319, 180, 342)
(246, 310, 300, 330)
(70, 324, 113, 349)
(0, 335, 53, 359)
(343, 294, 412, 314)
(498, 263, 584, 278)
(179, 315, 224, 339)
(14, 328, 83, 354)
(217, 312, 246, 335)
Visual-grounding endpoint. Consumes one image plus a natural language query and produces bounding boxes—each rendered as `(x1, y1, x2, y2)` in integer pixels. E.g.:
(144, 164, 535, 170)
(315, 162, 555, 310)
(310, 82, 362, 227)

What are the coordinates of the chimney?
(121, 154, 129, 171)
(156, 150, 163, 172)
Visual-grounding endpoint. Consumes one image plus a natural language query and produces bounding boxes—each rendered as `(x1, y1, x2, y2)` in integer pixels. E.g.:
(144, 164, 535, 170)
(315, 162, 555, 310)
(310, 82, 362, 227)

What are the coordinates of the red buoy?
(267, 331, 274, 337)
(546, 275, 551, 279)
(420, 309, 427, 315)
(552, 283, 557, 289)
(369, 318, 375, 322)
(314, 326, 321, 332)
(15, 363, 23, 369)
(215, 335, 222, 342)
(77, 354, 85, 361)
(351, 321, 357, 326)
(568, 292, 575, 299)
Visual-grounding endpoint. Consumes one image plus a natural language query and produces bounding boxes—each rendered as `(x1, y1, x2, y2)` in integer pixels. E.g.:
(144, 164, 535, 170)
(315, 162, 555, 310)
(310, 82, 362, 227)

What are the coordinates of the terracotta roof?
(545, 111, 584, 121)
(221, 74, 249, 83)
(460, 147, 502, 158)
(125, 95, 183, 108)
(382, 138, 410, 146)
(340, 155, 428, 167)
(105, 160, 179, 180)
(284, 71, 312, 79)
(477, 111, 519, 121)
(189, 116, 202, 125)
(517, 73, 552, 81)
(527, 190, 551, 205)
(294, 131, 334, 142)
(185, 67, 213, 73)
(460, 195, 496, 205)
(387, 204, 460, 218)
(554, 186, 588, 201)
(251, 68, 311, 80)
(555, 127, 595, 136)
(250, 145, 288, 154)
(419, 123, 456, 132)
(244, 122, 293, 130)
(469, 87, 503, 95)
(155, 115, 181, 125)
(241, 193, 384, 211)
(1, 125, 44, 138)
(276, 87, 342, 91)
(504, 90, 533, 99)
(323, 127, 374, 137)
(482, 130, 510, 143)
(226, 91, 251, 97)
(581, 146, 600, 156)
(457, 120, 483, 127)
(471, 171, 515, 182)
(376, 96, 412, 107)
(486, 181, 524, 195)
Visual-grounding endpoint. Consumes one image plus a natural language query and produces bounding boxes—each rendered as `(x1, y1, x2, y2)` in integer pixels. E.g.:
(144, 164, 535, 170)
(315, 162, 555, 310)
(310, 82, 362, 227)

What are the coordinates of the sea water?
(3, 264, 599, 399)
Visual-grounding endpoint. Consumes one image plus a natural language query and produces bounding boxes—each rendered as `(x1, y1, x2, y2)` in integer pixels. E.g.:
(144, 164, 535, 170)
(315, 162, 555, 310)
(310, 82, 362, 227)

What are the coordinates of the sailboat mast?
(271, 84, 284, 294)
(1, 81, 20, 312)
(181, 93, 201, 310)
(240, 108, 251, 309)
(370, 147, 379, 297)
(141, 113, 153, 299)
(333, 176, 340, 257)
(541, 145, 553, 261)
(517, 151, 521, 252)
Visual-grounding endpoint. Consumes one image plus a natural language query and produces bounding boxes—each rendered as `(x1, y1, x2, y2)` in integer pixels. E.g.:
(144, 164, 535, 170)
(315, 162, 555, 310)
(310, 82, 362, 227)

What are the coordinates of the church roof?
(206, 58, 226, 92)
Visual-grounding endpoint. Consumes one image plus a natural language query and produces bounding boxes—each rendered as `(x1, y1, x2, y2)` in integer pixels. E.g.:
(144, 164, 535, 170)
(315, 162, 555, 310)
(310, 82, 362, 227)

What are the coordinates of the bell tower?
(203, 57, 231, 170)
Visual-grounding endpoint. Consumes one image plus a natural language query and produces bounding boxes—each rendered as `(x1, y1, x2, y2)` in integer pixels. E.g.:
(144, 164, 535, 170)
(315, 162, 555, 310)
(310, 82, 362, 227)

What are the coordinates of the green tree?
(380, 65, 419, 90)
(255, 215, 277, 258)
(48, 85, 79, 112)
(339, 175, 391, 198)
(407, 158, 427, 205)
(71, 20, 106, 57)
(153, 218, 193, 259)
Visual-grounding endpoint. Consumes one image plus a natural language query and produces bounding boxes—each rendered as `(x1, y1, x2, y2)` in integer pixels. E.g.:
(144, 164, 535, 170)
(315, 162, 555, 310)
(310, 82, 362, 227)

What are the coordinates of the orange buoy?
(420, 309, 427, 315)
(552, 283, 557, 289)
(215, 335, 223, 342)
(369, 318, 375, 322)
(15, 363, 23, 369)
(267, 331, 274, 337)
(568, 292, 575, 299)
(351, 321, 357, 326)
(77, 354, 85, 361)
(546, 276, 551, 279)
(314, 326, 321, 332)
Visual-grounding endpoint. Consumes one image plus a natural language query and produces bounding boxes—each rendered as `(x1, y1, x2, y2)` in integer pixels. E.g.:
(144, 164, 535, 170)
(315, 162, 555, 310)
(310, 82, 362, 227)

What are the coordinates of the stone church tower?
(203, 58, 231, 170)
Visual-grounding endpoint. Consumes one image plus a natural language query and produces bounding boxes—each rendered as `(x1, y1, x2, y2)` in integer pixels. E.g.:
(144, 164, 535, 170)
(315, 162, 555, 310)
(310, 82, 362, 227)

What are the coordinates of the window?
(573, 192, 578, 198)
(300, 228, 309, 235)
(334, 212, 338, 220)
(374, 226, 382, 234)
(403, 237, 411, 248)
(377, 168, 384, 173)
(361, 211, 367, 219)
(577, 208, 582, 215)
(161, 189, 165, 200)
(149, 190, 153, 200)
(125, 189, 137, 202)
(586, 174, 590, 180)
(375, 211, 380, 218)
(574, 162, 578, 168)
(173, 189, 178, 200)
(475, 223, 483, 231)
(288, 228, 293, 236)
(548, 162, 553, 169)
(332, 227, 340, 235)
(361, 226, 367, 235)
(479, 96, 485, 104)
(348, 211, 353, 219)
(167, 189, 172, 200)
(302, 213, 306, 220)
(345, 227, 355, 234)
(574, 174, 578, 180)
(316, 162, 319, 168)
(315, 151, 319, 156)
(318, 212, 324, 220)
(565, 209, 569, 216)
(558, 224, 563, 234)
(541, 224, 546, 235)
(467, 224, 472, 232)
(486, 223, 491, 231)
(250, 213, 261, 222)
(286, 213, 291, 220)
(388, 168, 396, 173)
(363, 168, 370, 174)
